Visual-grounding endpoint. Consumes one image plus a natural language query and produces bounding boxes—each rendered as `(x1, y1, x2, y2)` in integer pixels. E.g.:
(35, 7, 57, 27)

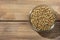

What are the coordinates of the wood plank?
(0, 22, 59, 40)
(0, 4, 60, 20)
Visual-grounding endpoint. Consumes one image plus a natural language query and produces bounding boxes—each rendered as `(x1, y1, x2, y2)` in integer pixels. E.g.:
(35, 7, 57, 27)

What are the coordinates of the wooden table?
(0, 0, 60, 40)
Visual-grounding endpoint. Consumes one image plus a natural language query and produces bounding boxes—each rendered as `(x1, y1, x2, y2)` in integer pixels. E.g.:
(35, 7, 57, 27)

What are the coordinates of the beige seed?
(30, 5, 56, 31)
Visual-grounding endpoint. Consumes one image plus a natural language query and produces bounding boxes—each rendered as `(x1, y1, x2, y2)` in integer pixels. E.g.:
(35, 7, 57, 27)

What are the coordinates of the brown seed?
(30, 5, 56, 31)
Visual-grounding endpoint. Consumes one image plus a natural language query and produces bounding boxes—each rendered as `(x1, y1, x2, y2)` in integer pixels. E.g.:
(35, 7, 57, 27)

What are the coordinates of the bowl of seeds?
(30, 4, 56, 32)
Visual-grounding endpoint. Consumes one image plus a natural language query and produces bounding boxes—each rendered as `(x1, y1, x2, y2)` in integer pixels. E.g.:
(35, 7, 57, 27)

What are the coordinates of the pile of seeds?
(30, 5, 56, 31)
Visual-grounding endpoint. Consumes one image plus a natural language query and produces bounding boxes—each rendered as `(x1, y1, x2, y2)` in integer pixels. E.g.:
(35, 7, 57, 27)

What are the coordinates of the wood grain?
(0, 0, 60, 20)
(0, 0, 60, 40)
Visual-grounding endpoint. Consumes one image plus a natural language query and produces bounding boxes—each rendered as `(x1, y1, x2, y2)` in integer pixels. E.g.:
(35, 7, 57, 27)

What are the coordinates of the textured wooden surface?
(0, 22, 60, 40)
(0, 0, 60, 40)
(0, 0, 60, 20)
